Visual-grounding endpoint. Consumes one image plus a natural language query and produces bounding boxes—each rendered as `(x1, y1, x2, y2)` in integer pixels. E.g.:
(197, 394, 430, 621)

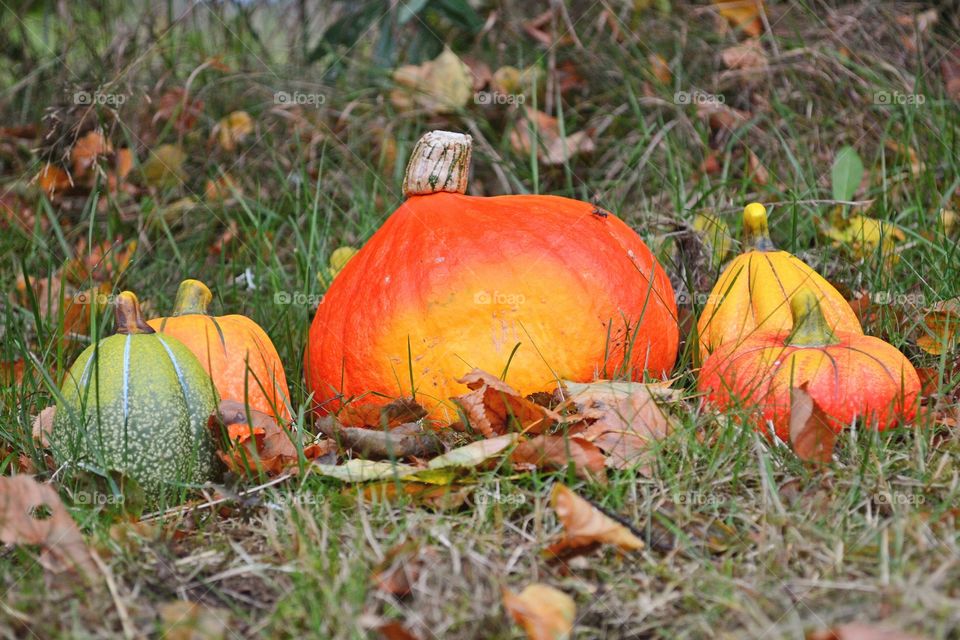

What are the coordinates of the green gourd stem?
(114, 291, 155, 335)
(786, 289, 840, 347)
(742, 202, 776, 251)
(172, 279, 212, 316)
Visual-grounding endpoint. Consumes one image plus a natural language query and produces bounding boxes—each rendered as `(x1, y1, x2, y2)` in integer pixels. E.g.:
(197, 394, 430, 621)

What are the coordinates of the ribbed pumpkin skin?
(51, 333, 219, 494)
(148, 314, 291, 420)
(697, 331, 921, 441)
(697, 250, 862, 359)
(306, 192, 679, 421)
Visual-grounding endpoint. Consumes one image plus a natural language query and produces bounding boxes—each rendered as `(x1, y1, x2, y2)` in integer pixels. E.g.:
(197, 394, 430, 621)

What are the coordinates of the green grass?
(2, 0, 960, 637)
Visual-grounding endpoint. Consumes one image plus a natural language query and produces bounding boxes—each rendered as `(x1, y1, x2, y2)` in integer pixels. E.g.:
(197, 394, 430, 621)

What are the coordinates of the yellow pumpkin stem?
(402, 130, 472, 198)
(742, 202, 776, 251)
(172, 279, 213, 316)
(786, 289, 840, 347)
(114, 291, 155, 335)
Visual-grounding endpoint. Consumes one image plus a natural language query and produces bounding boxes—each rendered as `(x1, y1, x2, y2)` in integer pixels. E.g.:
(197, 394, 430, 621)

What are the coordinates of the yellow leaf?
(713, 0, 765, 36)
(693, 212, 734, 267)
(328, 246, 357, 279)
(391, 47, 473, 114)
(215, 110, 254, 151)
(545, 484, 644, 558)
(142, 144, 187, 188)
(824, 215, 904, 264)
(503, 584, 575, 640)
(916, 299, 960, 355)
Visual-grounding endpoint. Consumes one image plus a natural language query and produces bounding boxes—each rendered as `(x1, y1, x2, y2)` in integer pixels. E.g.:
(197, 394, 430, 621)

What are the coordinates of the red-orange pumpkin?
(698, 288, 920, 441)
(306, 130, 679, 422)
(148, 279, 291, 420)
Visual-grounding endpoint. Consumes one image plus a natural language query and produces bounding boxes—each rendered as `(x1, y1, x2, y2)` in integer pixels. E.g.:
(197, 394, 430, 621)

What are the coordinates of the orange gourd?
(698, 289, 920, 440)
(148, 279, 291, 420)
(697, 203, 862, 361)
(305, 130, 679, 422)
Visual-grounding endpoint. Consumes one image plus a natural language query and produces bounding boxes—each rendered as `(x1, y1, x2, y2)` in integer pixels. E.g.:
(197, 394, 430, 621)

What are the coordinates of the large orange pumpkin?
(306, 130, 679, 422)
(148, 279, 291, 420)
(696, 203, 861, 361)
(698, 289, 920, 441)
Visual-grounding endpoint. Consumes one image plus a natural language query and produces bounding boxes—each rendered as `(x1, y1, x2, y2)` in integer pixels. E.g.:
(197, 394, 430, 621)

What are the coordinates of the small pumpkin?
(51, 292, 219, 496)
(698, 288, 921, 440)
(696, 203, 862, 360)
(148, 279, 291, 420)
(306, 130, 679, 422)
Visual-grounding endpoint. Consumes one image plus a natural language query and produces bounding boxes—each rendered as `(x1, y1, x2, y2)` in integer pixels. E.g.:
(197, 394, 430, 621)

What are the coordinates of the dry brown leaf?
(214, 110, 254, 151)
(337, 397, 427, 428)
(316, 416, 441, 460)
(159, 600, 230, 640)
(545, 484, 643, 558)
(0, 475, 98, 578)
(943, 47, 960, 102)
(713, 0, 765, 37)
(510, 109, 595, 166)
(648, 54, 671, 84)
(210, 400, 321, 476)
(789, 386, 837, 464)
(142, 144, 187, 188)
(153, 88, 204, 134)
(565, 381, 674, 471)
(371, 541, 432, 597)
(916, 298, 960, 355)
(377, 621, 422, 640)
(453, 369, 562, 437)
(32, 406, 55, 448)
(747, 149, 769, 186)
(698, 103, 751, 134)
(391, 47, 473, 114)
(204, 173, 241, 201)
(806, 623, 929, 640)
(37, 163, 72, 196)
(721, 38, 767, 70)
(511, 435, 607, 482)
(70, 131, 113, 178)
(64, 237, 137, 284)
(503, 584, 576, 640)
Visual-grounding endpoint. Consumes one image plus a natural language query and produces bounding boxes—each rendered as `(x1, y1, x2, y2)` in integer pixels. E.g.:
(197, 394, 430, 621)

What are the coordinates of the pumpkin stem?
(114, 291, 155, 335)
(402, 130, 472, 197)
(742, 202, 777, 251)
(786, 289, 840, 347)
(172, 279, 212, 316)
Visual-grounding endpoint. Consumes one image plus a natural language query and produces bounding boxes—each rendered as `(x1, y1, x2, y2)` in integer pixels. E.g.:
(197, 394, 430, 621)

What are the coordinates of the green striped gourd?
(51, 291, 219, 498)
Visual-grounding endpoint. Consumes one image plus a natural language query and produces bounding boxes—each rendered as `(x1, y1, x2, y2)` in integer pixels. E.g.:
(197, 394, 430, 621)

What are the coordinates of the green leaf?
(831, 146, 864, 203)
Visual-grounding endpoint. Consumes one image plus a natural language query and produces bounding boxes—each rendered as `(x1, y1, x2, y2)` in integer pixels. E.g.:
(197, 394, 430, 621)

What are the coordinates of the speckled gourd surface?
(51, 293, 219, 496)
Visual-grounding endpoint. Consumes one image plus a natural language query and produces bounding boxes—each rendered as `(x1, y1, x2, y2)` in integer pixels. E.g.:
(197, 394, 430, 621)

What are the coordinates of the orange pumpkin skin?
(306, 133, 678, 422)
(148, 280, 291, 421)
(698, 291, 920, 441)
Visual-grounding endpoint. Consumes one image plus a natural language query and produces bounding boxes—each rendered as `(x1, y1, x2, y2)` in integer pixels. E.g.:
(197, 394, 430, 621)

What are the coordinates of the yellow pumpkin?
(696, 203, 862, 360)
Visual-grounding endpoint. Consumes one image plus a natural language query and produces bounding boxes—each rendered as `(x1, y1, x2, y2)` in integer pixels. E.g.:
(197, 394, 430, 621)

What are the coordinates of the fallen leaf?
(312, 459, 419, 483)
(159, 600, 230, 640)
(789, 386, 837, 464)
(942, 47, 960, 102)
(824, 215, 904, 263)
(214, 110, 254, 151)
(204, 173, 241, 201)
(452, 369, 561, 437)
(512, 435, 607, 482)
(391, 47, 473, 114)
(491, 65, 544, 100)
(713, 0, 765, 37)
(208, 220, 239, 257)
(153, 88, 204, 135)
(509, 109, 595, 166)
(316, 416, 441, 459)
(327, 246, 358, 280)
(142, 144, 187, 188)
(503, 584, 576, 640)
(747, 149, 769, 186)
(64, 237, 137, 284)
(916, 298, 960, 355)
(648, 54, 671, 84)
(428, 434, 517, 470)
(210, 400, 320, 475)
(721, 38, 767, 70)
(693, 212, 733, 267)
(337, 396, 427, 428)
(37, 163, 72, 196)
(32, 406, 55, 447)
(372, 540, 432, 597)
(806, 622, 929, 640)
(0, 475, 98, 578)
(545, 484, 644, 558)
(377, 621, 422, 640)
(70, 130, 113, 178)
(564, 380, 674, 471)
